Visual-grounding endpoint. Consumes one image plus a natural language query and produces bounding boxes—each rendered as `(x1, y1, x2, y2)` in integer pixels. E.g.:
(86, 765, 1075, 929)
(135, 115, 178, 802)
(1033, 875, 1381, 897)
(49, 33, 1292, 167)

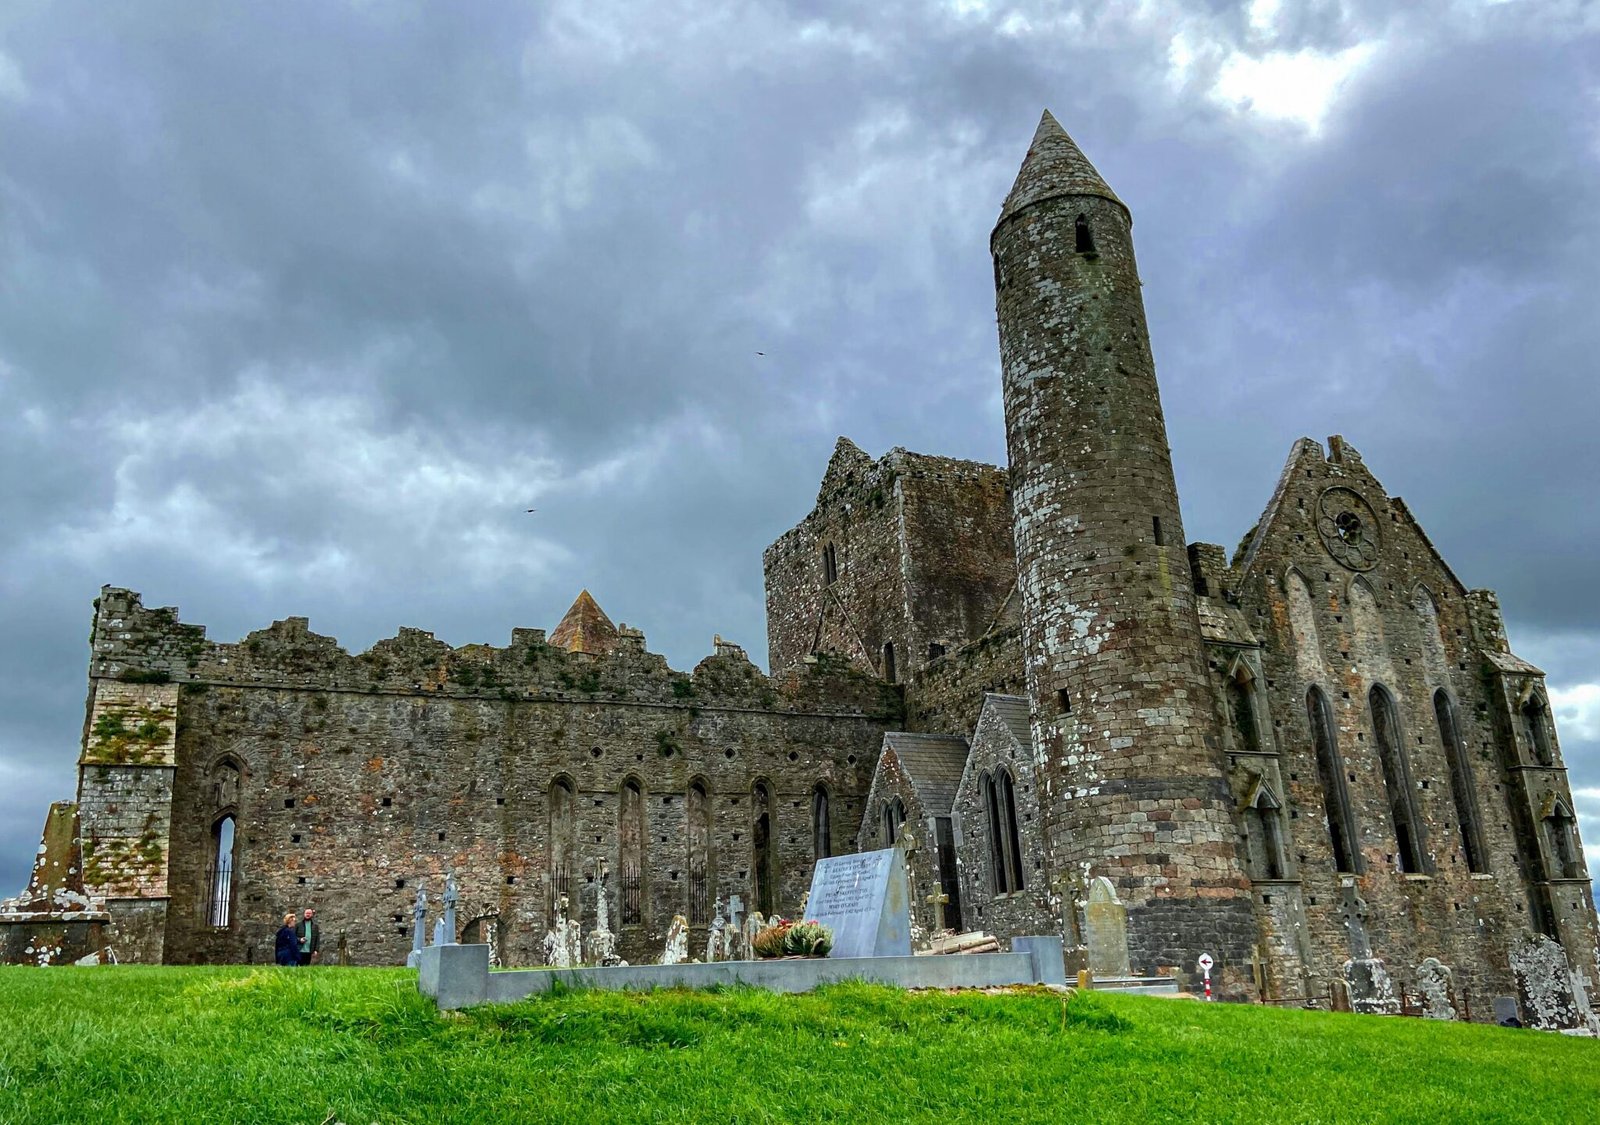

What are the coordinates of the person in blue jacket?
(274, 912, 299, 966)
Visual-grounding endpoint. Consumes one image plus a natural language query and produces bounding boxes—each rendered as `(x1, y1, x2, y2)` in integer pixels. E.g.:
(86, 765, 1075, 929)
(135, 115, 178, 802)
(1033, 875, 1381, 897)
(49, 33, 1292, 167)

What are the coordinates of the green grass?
(0, 967, 1594, 1123)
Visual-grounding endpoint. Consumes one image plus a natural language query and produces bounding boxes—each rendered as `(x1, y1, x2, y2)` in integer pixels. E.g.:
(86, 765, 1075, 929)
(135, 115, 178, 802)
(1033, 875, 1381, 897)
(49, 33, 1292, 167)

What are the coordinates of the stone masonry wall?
(80, 589, 900, 966)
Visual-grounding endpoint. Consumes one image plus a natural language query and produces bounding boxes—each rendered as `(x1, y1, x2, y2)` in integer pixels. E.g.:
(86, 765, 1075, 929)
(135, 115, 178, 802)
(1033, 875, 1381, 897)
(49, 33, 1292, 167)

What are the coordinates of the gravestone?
(803, 848, 910, 959)
(1413, 957, 1455, 1020)
(1084, 876, 1130, 978)
(1509, 932, 1578, 1030)
(1492, 995, 1521, 1027)
(1342, 956, 1400, 1016)
(659, 914, 689, 965)
(406, 882, 428, 968)
(442, 874, 459, 944)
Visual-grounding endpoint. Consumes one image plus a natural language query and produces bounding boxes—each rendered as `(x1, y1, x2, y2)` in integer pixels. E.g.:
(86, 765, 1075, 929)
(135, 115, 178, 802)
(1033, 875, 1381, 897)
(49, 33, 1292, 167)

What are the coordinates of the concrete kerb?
(418, 936, 1069, 1010)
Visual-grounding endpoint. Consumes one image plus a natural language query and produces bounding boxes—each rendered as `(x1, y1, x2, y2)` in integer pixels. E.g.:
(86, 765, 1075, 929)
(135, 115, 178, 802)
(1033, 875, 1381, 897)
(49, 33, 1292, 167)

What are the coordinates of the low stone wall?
(418, 936, 1066, 1010)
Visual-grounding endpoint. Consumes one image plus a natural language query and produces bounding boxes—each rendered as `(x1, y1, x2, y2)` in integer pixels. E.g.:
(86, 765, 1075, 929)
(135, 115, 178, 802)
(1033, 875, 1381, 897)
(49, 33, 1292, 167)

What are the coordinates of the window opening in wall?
(882, 797, 905, 847)
(1434, 690, 1487, 873)
(927, 643, 945, 660)
(934, 816, 963, 932)
(1370, 685, 1427, 874)
(207, 815, 235, 927)
(1227, 672, 1261, 755)
(812, 783, 832, 863)
(1546, 804, 1582, 880)
(619, 779, 645, 925)
(821, 542, 838, 586)
(981, 773, 1005, 892)
(1152, 516, 1165, 547)
(1244, 787, 1286, 881)
(687, 780, 710, 922)
(1307, 687, 1361, 874)
(998, 770, 1025, 892)
(1522, 696, 1555, 766)
(753, 782, 776, 917)
(1074, 214, 1096, 255)
(883, 643, 897, 685)
(548, 778, 576, 915)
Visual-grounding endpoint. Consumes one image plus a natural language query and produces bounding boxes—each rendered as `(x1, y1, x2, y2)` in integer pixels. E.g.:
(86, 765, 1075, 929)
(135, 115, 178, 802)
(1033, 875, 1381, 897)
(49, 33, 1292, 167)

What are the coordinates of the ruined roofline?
(87, 586, 902, 718)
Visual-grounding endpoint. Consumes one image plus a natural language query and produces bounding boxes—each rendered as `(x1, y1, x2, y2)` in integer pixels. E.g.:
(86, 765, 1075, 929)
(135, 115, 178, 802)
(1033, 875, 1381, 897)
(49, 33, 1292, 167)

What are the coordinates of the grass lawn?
(0, 966, 1594, 1123)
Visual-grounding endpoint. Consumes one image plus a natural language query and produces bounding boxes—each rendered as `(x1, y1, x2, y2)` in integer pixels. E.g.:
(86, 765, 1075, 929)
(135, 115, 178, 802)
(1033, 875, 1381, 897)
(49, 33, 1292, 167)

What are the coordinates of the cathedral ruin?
(5, 112, 1595, 1025)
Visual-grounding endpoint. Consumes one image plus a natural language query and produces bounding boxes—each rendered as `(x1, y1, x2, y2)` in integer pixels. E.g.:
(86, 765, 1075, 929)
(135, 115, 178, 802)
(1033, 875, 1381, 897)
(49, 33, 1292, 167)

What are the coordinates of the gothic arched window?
(1227, 668, 1262, 754)
(812, 783, 831, 862)
(687, 779, 711, 922)
(207, 815, 235, 927)
(983, 769, 1024, 893)
(548, 777, 576, 913)
(619, 778, 645, 925)
(1308, 687, 1360, 873)
(1546, 802, 1582, 880)
(821, 542, 838, 586)
(1523, 695, 1555, 766)
(1370, 685, 1428, 874)
(1434, 690, 1487, 873)
(753, 781, 776, 916)
(1244, 786, 1286, 881)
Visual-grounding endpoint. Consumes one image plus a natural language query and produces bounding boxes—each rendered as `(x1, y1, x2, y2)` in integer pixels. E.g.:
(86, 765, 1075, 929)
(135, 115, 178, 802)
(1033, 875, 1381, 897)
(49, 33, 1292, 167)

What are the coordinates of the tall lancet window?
(687, 779, 711, 923)
(207, 815, 235, 927)
(1546, 802, 1582, 880)
(811, 783, 831, 863)
(619, 779, 645, 925)
(1370, 685, 1427, 874)
(1308, 687, 1360, 873)
(548, 777, 576, 914)
(1434, 690, 1487, 873)
(1523, 695, 1555, 766)
(1244, 786, 1286, 881)
(753, 781, 776, 916)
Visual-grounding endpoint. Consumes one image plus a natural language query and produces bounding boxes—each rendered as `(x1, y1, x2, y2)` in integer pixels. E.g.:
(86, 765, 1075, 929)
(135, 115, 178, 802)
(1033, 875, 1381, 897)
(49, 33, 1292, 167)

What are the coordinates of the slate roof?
(1484, 650, 1544, 677)
(1196, 598, 1259, 647)
(997, 109, 1127, 229)
(883, 732, 970, 816)
(549, 589, 620, 655)
(983, 693, 1032, 750)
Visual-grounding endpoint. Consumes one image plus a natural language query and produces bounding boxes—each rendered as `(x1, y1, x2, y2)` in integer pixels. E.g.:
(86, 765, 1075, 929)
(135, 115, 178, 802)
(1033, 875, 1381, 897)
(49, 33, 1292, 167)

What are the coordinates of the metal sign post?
(1198, 952, 1214, 1001)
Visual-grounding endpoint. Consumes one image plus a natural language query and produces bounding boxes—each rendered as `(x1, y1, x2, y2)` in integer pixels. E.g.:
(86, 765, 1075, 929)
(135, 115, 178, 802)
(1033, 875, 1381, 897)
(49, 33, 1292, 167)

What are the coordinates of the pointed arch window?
(881, 797, 904, 846)
(687, 779, 711, 922)
(207, 815, 235, 927)
(619, 778, 646, 924)
(753, 781, 776, 916)
(1546, 802, 1582, 880)
(1074, 214, 1096, 255)
(1370, 685, 1428, 874)
(1227, 666, 1263, 754)
(1244, 785, 1287, 880)
(1434, 690, 1487, 873)
(1307, 687, 1360, 874)
(812, 783, 832, 862)
(983, 769, 1024, 893)
(1522, 694, 1555, 766)
(548, 777, 576, 913)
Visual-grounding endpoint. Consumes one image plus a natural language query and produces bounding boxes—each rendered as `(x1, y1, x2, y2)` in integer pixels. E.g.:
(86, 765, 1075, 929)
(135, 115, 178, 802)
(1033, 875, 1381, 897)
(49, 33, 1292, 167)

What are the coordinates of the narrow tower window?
(812, 783, 831, 862)
(1308, 687, 1360, 873)
(1434, 690, 1487, 873)
(883, 642, 897, 684)
(821, 542, 838, 586)
(1227, 671, 1262, 755)
(207, 815, 235, 927)
(1152, 516, 1165, 546)
(981, 772, 1007, 893)
(1522, 695, 1554, 766)
(687, 779, 711, 922)
(753, 781, 776, 916)
(998, 769, 1025, 892)
(1370, 685, 1427, 874)
(1074, 214, 1096, 255)
(619, 778, 645, 925)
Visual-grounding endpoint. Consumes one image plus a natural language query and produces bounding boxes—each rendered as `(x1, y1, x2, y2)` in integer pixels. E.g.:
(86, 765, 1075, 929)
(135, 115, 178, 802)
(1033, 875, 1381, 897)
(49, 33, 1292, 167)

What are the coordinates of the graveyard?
(1, 963, 1597, 1124)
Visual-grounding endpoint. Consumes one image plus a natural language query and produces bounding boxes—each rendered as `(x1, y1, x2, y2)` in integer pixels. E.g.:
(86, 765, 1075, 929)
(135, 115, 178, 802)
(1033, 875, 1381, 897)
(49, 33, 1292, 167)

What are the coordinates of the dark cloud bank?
(3, 1, 1598, 891)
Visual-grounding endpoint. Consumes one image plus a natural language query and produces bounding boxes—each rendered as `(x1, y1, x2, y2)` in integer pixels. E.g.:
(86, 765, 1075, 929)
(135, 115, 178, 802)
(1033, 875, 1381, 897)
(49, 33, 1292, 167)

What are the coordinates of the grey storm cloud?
(2, 0, 1599, 892)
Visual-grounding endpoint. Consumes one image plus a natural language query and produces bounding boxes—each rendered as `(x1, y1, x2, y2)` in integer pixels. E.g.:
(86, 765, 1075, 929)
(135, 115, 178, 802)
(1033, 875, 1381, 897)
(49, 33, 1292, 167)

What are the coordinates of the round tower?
(991, 111, 1255, 987)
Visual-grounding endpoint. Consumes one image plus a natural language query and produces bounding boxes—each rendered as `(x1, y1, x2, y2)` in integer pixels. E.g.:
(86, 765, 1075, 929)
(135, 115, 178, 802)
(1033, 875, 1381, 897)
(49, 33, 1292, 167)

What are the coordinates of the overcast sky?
(3, 0, 1598, 896)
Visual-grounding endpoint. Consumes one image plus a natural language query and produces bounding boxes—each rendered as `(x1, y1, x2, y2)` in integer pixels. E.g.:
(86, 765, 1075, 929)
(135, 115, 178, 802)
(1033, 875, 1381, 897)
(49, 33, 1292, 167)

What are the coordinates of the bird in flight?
(756, 351, 765, 356)
(525, 508, 537, 513)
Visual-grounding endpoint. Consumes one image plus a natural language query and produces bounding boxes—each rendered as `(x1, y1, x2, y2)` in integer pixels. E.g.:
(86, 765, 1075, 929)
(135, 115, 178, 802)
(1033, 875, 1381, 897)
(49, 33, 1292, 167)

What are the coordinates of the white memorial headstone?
(803, 848, 911, 959)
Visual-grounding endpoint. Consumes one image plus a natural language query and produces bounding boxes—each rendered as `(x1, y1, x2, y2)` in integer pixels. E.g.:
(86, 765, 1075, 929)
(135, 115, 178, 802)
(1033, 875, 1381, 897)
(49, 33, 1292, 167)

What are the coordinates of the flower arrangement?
(752, 918, 833, 959)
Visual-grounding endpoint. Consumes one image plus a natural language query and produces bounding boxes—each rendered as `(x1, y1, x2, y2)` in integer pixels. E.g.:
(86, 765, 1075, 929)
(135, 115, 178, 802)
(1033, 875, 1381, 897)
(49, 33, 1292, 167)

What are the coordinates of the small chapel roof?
(996, 109, 1127, 229)
(883, 732, 970, 816)
(549, 589, 620, 655)
(982, 693, 1033, 750)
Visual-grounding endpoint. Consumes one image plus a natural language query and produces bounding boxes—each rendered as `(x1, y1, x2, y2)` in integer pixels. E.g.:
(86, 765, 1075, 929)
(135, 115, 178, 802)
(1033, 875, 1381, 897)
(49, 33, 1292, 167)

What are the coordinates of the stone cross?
(727, 894, 744, 937)
(706, 896, 727, 963)
(726, 894, 745, 959)
(442, 873, 459, 944)
(925, 889, 949, 933)
(410, 882, 428, 958)
(592, 858, 611, 935)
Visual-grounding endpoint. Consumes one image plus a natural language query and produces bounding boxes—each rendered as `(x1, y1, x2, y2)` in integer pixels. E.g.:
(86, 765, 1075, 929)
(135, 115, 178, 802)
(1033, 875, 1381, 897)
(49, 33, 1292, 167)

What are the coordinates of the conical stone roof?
(996, 109, 1127, 229)
(549, 589, 620, 655)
